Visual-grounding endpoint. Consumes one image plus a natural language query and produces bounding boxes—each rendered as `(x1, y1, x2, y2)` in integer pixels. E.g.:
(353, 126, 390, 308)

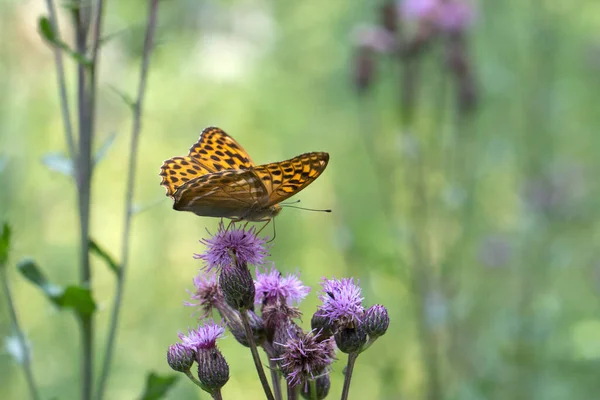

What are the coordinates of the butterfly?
(159, 127, 329, 222)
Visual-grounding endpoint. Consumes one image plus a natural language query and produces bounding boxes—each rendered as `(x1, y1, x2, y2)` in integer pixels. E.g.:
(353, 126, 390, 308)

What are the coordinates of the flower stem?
(340, 352, 359, 400)
(211, 389, 224, 400)
(286, 383, 298, 400)
(308, 379, 317, 400)
(184, 370, 205, 389)
(95, 2, 159, 399)
(262, 342, 283, 400)
(240, 310, 275, 400)
(0, 265, 40, 400)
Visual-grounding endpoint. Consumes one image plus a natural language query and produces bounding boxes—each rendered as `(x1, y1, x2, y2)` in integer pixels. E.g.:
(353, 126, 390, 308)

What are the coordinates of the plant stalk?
(241, 311, 275, 400)
(95, 1, 159, 399)
(340, 352, 358, 400)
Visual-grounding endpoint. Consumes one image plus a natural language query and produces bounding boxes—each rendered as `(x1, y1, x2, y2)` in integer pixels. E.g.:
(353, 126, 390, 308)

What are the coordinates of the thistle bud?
(363, 304, 390, 339)
(311, 312, 334, 341)
(228, 310, 266, 347)
(166, 343, 195, 372)
(219, 260, 255, 311)
(301, 374, 331, 400)
(196, 347, 230, 392)
(334, 325, 367, 354)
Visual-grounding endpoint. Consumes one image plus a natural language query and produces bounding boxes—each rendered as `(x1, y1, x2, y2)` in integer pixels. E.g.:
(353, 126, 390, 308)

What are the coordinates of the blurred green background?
(2, 0, 600, 399)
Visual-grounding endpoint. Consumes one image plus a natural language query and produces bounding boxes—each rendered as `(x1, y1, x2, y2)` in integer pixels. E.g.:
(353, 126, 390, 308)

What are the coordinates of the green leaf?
(56, 286, 97, 318)
(38, 16, 57, 43)
(17, 258, 64, 305)
(89, 238, 120, 276)
(140, 373, 179, 400)
(94, 132, 118, 166)
(42, 153, 73, 177)
(37, 16, 92, 68)
(108, 85, 136, 109)
(0, 223, 11, 266)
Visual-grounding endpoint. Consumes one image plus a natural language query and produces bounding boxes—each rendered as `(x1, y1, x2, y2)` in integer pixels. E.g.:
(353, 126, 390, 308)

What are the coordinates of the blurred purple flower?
(317, 277, 364, 327)
(437, 0, 474, 33)
(400, 0, 474, 32)
(185, 272, 222, 317)
(254, 267, 311, 305)
(179, 319, 226, 351)
(194, 222, 269, 271)
(276, 330, 336, 387)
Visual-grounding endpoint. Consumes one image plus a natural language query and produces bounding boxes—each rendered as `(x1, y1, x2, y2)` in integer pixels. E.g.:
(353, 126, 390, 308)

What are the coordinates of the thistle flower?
(178, 320, 229, 392)
(194, 222, 269, 271)
(276, 330, 336, 388)
(185, 272, 222, 317)
(166, 343, 195, 372)
(254, 267, 311, 306)
(318, 277, 365, 328)
(178, 319, 226, 351)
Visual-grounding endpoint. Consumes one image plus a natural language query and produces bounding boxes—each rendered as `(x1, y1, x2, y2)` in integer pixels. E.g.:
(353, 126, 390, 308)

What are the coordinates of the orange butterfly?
(159, 127, 329, 222)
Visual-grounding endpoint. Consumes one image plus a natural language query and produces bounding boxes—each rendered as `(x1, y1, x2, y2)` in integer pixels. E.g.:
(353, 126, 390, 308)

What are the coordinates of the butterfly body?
(160, 127, 329, 222)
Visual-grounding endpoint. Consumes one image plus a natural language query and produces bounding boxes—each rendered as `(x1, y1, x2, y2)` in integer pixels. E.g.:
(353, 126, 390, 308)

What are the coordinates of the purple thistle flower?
(186, 273, 222, 317)
(276, 330, 336, 388)
(178, 319, 226, 351)
(318, 277, 365, 327)
(254, 267, 311, 305)
(193, 222, 269, 272)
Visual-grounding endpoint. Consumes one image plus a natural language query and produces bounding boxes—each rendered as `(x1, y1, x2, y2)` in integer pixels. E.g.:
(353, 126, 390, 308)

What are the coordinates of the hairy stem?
(95, 1, 159, 399)
(241, 311, 275, 400)
(262, 342, 283, 400)
(340, 352, 358, 400)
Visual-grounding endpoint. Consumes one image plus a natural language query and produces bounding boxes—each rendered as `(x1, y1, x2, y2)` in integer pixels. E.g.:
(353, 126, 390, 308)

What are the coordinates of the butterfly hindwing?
(252, 152, 329, 206)
(188, 126, 255, 172)
(172, 169, 268, 219)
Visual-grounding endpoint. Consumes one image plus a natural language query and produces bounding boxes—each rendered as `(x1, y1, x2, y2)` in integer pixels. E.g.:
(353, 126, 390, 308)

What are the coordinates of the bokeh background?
(2, 0, 600, 399)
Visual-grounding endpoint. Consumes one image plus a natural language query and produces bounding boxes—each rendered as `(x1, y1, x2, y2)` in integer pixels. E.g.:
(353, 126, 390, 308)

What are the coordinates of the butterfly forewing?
(252, 152, 330, 206)
(187, 126, 255, 172)
(159, 156, 211, 197)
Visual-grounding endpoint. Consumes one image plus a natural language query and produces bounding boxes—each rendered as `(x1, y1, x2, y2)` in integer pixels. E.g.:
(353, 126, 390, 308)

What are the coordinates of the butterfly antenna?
(280, 199, 302, 205)
(281, 205, 332, 213)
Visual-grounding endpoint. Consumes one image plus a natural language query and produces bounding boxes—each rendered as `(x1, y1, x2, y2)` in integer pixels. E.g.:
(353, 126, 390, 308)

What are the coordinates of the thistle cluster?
(167, 222, 390, 400)
(353, 0, 477, 114)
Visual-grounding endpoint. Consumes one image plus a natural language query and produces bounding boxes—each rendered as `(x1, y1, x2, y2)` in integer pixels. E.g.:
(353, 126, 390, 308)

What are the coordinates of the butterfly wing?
(159, 156, 212, 197)
(172, 169, 268, 219)
(252, 152, 329, 206)
(188, 126, 255, 172)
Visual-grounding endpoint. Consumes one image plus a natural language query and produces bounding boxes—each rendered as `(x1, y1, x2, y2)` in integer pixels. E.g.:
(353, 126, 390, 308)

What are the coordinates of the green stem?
(95, 1, 160, 399)
(72, 2, 94, 398)
(340, 352, 358, 400)
(240, 311, 275, 400)
(211, 389, 224, 400)
(44, 0, 76, 159)
(0, 265, 40, 400)
(308, 379, 317, 400)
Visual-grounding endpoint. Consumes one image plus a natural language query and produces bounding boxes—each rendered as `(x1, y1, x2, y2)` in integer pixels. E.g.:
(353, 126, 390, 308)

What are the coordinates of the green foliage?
(0, 223, 10, 266)
(139, 373, 179, 400)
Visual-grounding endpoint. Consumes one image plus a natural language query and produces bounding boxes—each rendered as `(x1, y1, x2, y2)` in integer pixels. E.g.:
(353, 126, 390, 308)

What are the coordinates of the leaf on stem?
(89, 238, 120, 276)
(38, 16, 93, 67)
(94, 133, 118, 166)
(42, 153, 73, 177)
(140, 372, 179, 400)
(17, 258, 97, 318)
(108, 85, 136, 110)
(0, 222, 11, 266)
